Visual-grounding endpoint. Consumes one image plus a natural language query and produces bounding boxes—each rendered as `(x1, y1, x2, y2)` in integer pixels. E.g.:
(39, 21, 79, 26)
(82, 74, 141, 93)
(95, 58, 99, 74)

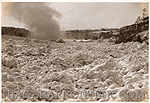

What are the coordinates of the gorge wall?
(2, 27, 30, 38)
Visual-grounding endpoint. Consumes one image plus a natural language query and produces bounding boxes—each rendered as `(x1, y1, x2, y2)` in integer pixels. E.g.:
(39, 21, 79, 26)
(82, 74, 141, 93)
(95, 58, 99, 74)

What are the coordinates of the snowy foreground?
(1, 37, 149, 102)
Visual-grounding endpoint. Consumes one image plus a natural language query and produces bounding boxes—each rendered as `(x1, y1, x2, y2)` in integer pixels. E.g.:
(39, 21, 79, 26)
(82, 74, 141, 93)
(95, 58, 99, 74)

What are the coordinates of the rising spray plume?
(2, 2, 62, 39)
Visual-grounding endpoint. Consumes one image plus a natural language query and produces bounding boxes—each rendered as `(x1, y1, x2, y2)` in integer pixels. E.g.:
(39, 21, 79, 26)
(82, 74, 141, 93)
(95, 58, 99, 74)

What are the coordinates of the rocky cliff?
(2, 27, 30, 38)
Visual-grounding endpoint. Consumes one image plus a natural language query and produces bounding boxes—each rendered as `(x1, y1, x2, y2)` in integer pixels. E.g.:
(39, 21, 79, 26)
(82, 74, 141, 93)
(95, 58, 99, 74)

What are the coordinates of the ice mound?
(1, 38, 149, 102)
(56, 38, 65, 43)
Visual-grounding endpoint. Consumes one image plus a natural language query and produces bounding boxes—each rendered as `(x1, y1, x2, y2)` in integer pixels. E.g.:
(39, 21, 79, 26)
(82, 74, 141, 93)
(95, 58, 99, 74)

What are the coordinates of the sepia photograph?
(1, 1, 149, 102)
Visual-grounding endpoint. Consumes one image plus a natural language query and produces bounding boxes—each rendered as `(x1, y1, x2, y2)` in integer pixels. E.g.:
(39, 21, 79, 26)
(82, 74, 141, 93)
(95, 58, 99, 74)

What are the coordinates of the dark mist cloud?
(3, 2, 62, 39)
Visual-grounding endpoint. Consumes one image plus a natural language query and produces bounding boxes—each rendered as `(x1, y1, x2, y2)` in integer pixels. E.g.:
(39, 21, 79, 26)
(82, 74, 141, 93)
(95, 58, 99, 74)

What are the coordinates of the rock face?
(116, 16, 149, 44)
(2, 27, 30, 37)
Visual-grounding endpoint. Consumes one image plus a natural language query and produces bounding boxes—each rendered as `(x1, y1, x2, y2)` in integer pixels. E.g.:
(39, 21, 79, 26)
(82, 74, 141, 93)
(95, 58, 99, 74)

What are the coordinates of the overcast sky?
(1, 2, 149, 30)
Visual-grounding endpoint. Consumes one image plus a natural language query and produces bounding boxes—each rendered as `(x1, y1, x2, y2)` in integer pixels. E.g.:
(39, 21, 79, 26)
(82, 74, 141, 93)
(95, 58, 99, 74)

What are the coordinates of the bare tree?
(142, 8, 147, 20)
(135, 16, 142, 24)
(135, 8, 147, 24)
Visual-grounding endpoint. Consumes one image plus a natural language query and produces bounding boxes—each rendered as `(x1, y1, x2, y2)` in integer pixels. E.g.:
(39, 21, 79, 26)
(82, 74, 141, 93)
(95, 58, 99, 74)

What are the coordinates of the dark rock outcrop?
(56, 38, 65, 43)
